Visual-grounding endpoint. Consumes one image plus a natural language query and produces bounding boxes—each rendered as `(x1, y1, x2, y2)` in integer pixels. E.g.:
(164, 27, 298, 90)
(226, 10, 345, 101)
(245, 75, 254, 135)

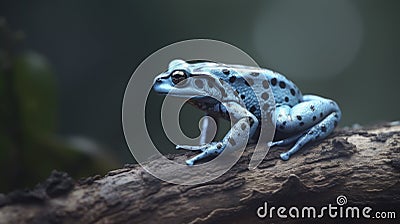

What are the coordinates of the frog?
(152, 59, 341, 166)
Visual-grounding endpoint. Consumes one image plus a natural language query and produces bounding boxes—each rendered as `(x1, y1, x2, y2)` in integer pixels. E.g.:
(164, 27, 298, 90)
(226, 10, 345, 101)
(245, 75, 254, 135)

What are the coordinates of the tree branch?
(1, 123, 400, 223)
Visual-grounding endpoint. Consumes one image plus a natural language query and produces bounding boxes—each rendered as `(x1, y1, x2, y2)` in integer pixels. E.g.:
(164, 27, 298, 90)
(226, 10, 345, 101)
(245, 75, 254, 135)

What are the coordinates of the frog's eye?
(171, 70, 188, 84)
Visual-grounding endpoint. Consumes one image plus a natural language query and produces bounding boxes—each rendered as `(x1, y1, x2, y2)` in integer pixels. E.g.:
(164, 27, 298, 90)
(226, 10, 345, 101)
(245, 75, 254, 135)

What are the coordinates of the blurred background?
(0, 0, 399, 193)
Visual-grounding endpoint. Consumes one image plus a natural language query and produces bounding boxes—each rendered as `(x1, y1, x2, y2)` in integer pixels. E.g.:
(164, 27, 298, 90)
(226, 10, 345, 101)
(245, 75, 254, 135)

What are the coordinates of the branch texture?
(1, 123, 400, 223)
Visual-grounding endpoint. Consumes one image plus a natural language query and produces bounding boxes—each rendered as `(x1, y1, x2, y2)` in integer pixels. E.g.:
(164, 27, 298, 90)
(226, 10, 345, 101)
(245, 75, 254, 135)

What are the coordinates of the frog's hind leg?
(276, 94, 341, 160)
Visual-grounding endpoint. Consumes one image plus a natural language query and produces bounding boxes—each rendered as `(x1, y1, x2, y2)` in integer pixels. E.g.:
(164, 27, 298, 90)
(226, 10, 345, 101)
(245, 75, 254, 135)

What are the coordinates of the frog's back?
(261, 69, 303, 106)
(186, 62, 303, 120)
(220, 64, 303, 117)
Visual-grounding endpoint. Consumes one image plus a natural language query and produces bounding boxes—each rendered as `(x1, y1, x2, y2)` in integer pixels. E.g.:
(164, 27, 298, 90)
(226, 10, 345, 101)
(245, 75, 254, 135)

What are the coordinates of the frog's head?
(153, 59, 219, 98)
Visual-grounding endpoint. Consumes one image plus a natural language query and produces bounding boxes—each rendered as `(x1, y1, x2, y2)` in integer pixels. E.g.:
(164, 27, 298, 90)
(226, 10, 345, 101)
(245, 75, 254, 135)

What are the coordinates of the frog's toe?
(185, 159, 195, 166)
(280, 152, 290, 161)
(268, 141, 281, 147)
(176, 145, 205, 151)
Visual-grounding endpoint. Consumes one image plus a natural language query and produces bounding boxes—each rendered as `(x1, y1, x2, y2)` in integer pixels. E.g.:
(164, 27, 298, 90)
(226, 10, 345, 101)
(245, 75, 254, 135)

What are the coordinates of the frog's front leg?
(177, 102, 258, 166)
(273, 94, 342, 160)
(199, 115, 218, 145)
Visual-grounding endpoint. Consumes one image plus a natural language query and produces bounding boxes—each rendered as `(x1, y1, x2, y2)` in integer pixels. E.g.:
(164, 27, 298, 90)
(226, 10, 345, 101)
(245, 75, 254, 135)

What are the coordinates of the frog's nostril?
(155, 77, 163, 83)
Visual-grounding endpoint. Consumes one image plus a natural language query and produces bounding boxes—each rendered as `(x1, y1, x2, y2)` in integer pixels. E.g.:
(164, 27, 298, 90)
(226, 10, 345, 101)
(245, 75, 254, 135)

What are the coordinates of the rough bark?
(1, 123, 400, 223)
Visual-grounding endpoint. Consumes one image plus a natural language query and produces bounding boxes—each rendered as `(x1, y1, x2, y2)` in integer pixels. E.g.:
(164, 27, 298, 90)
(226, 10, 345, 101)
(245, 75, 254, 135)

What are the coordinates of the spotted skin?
(153, 59, 342, 165)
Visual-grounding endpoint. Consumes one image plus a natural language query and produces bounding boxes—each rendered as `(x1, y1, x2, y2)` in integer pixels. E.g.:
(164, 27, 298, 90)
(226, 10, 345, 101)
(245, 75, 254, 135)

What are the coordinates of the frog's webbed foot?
(176, 142, 224, 166)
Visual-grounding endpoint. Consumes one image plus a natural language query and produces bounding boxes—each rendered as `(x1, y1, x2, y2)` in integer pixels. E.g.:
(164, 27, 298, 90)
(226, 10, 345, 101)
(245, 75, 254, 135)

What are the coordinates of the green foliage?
(14, 51, 56, 137)
(0, 22, 118, 193)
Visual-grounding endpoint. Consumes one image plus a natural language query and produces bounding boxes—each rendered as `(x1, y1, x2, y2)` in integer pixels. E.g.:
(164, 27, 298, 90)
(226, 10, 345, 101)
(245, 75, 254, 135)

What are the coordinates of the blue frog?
(153, 59, 341, 166)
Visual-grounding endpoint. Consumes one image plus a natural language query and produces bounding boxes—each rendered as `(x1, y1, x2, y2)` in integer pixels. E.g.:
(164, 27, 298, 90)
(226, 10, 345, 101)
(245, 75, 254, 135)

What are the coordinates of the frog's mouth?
(152, 81, 172, 94)
(153, 75, 206, 98)
(153, 86, 205, 99)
